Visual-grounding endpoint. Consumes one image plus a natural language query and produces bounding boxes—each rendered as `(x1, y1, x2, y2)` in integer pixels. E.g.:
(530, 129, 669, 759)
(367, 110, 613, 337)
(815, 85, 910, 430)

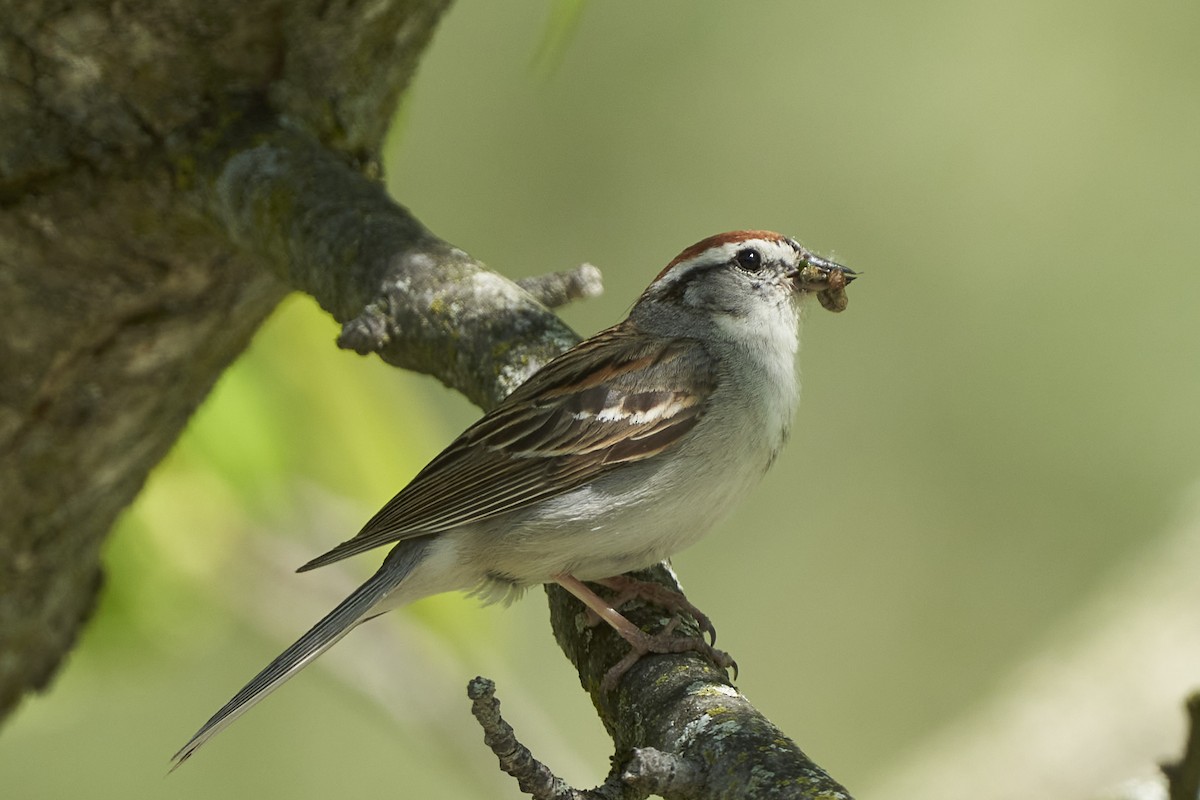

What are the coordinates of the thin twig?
(518, 264, 604, 309)
(467, 677, 646, 800)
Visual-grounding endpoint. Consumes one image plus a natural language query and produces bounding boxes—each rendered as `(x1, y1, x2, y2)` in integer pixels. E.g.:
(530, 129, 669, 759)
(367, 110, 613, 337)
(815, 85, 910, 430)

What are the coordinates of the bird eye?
(734, 248, 762, 271)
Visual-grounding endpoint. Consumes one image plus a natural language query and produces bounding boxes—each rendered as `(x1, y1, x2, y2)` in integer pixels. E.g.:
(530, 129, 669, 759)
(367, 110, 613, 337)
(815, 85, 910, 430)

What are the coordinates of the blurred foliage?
(5, 1, 1200, 799)
(88, 296, 438, 627)
(531, 0, 588, 77)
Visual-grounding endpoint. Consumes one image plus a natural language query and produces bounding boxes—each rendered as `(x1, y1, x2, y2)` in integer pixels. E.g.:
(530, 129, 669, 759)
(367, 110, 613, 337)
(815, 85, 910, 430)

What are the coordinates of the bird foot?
(600, 616, 737, 693)
(554, 573, 737, 693)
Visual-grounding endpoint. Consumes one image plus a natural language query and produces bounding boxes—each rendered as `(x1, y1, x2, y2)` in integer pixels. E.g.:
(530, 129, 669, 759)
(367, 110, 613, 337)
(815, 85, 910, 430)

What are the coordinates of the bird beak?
(793, 256, 858, 313)
(794, 256, 857, 290)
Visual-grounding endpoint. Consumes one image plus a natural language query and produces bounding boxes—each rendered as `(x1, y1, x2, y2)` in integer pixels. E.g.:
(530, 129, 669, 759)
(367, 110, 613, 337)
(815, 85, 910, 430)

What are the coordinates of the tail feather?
(296, 535, 374, 573)
(171, 536, 433, 768)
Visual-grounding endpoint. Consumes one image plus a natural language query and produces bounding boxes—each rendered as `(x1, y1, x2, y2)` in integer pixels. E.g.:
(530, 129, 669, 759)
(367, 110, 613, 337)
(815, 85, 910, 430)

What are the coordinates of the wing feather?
(298, 326, 718, 571)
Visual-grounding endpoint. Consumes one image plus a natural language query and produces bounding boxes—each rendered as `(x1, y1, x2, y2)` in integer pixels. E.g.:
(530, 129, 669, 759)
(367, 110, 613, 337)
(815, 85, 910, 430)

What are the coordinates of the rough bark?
(0, 0, 450, 722)
(544, 568, 851, 799)
(0, 2, 852, 796)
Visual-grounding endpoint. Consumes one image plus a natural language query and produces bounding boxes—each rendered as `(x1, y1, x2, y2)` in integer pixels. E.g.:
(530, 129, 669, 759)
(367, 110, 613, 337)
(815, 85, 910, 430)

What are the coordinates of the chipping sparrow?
(173, 230, 856, 765)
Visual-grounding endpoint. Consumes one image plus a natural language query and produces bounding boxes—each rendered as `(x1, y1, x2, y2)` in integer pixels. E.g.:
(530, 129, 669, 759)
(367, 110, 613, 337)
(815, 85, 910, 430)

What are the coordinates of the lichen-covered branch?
(470, 675, 723, 800)
(517, 265, 604, 310)
(545, 568, 854, 800)
(468, 676, 640, 800)
(198, 116, 582, 407)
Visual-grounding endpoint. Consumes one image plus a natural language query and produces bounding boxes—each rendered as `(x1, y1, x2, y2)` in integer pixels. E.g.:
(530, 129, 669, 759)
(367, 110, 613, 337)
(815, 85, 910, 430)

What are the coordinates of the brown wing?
(298, 325, 719, 571)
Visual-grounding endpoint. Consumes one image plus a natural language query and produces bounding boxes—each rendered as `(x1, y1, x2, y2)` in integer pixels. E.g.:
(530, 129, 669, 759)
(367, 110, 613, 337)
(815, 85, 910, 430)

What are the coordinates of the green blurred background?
(5, 1, 1199, 797)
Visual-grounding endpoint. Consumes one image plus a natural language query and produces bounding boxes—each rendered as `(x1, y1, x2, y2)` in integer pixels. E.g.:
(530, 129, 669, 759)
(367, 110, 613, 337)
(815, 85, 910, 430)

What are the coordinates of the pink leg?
(592, 575, 717, 645)
(553, 574, 736, 692)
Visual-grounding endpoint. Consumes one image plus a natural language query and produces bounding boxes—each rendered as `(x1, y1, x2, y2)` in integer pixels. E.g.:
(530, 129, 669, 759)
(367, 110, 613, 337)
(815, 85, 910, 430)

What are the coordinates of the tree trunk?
(0, 0, 449, 723)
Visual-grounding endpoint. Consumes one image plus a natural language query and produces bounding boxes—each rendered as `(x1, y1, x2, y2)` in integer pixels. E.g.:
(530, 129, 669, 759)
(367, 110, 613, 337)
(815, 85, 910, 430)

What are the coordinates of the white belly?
(456, 355, 798, 591)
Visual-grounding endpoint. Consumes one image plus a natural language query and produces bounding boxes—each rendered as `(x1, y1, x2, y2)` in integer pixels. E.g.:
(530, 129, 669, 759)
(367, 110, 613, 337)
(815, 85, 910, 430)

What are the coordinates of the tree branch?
(199, 115, 581, 407)
(468, 676, 640, 800)
(517, 265, 604, 309)
(547, 568, 853, 800)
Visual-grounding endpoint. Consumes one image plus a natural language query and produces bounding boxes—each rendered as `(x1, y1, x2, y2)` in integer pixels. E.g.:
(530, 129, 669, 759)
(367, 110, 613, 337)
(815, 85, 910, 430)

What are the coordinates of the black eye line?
(654, 246, 771, 303)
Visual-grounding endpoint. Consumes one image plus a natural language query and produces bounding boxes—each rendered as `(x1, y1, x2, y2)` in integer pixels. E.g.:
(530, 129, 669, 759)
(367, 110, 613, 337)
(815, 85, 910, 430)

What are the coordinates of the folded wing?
(298, 326, 719, 572)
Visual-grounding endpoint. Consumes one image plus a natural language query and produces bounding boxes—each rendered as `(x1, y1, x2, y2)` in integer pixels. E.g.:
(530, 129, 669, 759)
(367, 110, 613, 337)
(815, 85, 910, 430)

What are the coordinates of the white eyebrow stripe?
(658, 238, 797, 286)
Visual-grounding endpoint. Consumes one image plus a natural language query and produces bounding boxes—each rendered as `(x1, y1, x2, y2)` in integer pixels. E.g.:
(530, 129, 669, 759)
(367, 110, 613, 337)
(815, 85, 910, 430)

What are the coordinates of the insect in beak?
(794, 257, 858, 313)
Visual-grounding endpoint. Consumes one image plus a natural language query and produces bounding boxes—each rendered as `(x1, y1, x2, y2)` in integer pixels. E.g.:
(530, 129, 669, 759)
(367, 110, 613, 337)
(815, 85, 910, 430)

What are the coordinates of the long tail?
(171, 536, 433, 768)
